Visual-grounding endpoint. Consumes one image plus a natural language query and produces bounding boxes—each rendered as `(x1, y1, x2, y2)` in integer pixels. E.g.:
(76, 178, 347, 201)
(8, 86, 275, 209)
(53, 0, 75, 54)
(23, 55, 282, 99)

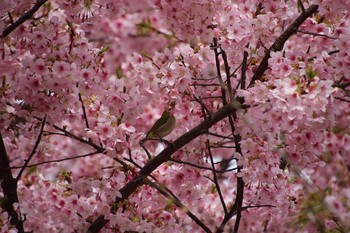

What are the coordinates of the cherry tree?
(1, 0, 350, 232)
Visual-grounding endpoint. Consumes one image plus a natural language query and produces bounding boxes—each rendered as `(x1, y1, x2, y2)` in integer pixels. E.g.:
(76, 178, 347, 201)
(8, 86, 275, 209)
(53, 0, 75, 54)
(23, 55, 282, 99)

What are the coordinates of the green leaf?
(27, 165, 37, 175)
(98, 45, 111, 56)
(306, 66, 317, 81)
(115, 66, 123, 79)
(136, 20, 153, 35)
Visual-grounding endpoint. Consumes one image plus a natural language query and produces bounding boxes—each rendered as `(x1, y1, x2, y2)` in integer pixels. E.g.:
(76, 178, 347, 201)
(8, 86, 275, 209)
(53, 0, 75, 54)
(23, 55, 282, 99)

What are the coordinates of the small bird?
(146, 103, 176, 139)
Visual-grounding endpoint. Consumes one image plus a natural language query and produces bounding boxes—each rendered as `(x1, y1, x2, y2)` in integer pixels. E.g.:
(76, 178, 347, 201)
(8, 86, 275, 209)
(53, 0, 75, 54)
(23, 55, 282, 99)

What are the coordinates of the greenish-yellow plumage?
(146, 111, 176, 139)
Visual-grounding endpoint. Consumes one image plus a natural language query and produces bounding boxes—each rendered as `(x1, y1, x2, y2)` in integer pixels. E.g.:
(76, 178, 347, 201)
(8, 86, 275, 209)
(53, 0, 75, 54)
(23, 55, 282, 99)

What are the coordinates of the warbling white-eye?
(146, 102, 176, 139)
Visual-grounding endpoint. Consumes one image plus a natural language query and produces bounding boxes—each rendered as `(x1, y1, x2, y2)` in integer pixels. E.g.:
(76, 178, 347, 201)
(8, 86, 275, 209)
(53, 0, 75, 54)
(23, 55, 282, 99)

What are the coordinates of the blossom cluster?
(1, 0, 350, 232)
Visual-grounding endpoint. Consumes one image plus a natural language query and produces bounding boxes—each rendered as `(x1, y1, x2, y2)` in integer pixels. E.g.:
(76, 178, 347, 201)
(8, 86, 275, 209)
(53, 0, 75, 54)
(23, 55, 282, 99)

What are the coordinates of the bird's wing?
(155, 115, 176, 138)
(146, 111, 170, 136)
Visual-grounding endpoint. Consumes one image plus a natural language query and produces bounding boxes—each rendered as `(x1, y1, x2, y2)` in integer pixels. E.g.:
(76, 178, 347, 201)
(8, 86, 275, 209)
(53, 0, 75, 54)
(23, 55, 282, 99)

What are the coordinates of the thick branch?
(1, 0, 48, 38)
(248, 4, 319, 88)
(0, 132, 24, 232)
(87, 101, 241, 232)
(121, 101, 239, 200)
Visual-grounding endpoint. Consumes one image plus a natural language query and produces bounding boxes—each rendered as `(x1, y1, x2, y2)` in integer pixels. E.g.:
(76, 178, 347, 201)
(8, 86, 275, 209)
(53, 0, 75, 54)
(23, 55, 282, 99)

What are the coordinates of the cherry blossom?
(1, 1, 350, 233)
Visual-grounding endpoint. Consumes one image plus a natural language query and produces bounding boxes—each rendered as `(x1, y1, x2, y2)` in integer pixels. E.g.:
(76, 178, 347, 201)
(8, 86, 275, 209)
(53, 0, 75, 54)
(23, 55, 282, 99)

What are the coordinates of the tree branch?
(79, 93, 90, 129)
(87, 100, 242, 232)
(212, 37, 228, 104)
(16, 116, 46, 181)
(1, 0, 48, 38)
(241, 45, 249, 90)
(207, 140, 228, 215)
(248, 4, 319, 88)
(0, 132, 24, 232)
(11, 151, 100, 169)
(144, 178, 212, 233)
(85, 7, 321, 231)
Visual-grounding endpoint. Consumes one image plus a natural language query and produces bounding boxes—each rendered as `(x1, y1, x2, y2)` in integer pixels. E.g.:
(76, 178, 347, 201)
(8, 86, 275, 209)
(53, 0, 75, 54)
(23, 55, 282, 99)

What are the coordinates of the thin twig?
(335, 97, 350, 103)
(16, 116, 46, 181)
(212, 139, 235, 146)
(11, 151, 100, 169)
(206, 131, 235, 140)
(329, 50, 340, 55)
(308, 49, 340, 62)
(79, 92, 90, 129)
(144, 178, 212, 233)
(210, 145, 236, 149)
(126, 147, 143, 169)
(232, 137, 244, 233)
(259, 39, 269, 51)
(207, 140, 228, 214)
(241, 45, 249, 90)
(229, 62, 243, 78)
(333, 81, 350, 89)
(193, 83, 221, 87)
(297, 30, 337, 39)
(221, 49, 234, 101)
(193, 95, 211, 118)
(212, 37, 228, 104)
(169, 158, 237, 173)
(140, 140, 152, 160)
(51, 124, 103, 152)
(191, 96, 223, 100)
(242, 204, 276, 210)
(217, 134, 244, 233)
(192, 77, 217, 81)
